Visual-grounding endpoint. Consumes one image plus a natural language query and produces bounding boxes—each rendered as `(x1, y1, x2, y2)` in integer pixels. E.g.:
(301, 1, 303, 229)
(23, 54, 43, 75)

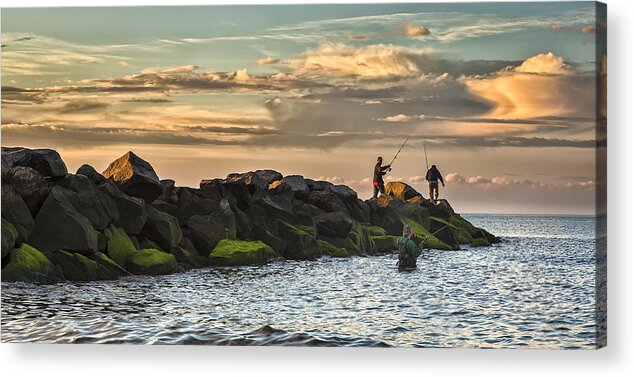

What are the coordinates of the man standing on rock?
(372, 156, 391, 199)
(425, 164, 445, 203)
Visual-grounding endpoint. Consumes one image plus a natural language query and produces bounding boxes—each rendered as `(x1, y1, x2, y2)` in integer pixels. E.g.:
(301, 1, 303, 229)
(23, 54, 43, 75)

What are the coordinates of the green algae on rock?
(1, 243, 63, 283)
(104, 225, 137, 267)
(209, 239, 282, 266)
(128, 248, 179, 275)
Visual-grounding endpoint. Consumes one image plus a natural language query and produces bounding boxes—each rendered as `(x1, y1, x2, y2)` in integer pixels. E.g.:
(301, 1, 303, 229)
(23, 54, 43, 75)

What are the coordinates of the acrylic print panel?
(0, 1, 606, 349)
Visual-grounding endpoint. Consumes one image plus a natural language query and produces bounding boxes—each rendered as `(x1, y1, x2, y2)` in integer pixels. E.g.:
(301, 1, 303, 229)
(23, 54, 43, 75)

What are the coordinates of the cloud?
(59, 100, 111, 113)
(379, 114, 412, 122)
(401, 24, 431, 37)
(514, 52, 571, 75)
(445, 172, 595, 190)
(255, 57, 280, 65)
(287, 43, 432, 80)
(462, 52, 594, 119)
(117, 60, 132, 67)
(346, 35, 366, 40)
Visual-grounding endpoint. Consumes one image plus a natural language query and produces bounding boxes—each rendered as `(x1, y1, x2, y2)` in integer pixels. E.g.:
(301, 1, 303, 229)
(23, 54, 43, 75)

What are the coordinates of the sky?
(1, 2, 606, 214)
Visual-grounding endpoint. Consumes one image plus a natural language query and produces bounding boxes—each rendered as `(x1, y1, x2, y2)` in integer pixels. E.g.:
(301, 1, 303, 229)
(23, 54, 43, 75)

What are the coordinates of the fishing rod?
(424, 142, 429, 172)
(418, 224, 449, 244)
(387, 136, 410, 172)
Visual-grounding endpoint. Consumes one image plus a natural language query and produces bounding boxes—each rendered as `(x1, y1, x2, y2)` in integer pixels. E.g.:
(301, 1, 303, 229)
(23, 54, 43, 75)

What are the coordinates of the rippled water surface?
(1, 215, 598, 348)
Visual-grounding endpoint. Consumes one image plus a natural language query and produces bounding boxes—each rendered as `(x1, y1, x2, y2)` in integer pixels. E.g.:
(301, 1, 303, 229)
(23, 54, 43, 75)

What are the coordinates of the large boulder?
(127, 248, 179, 275)
(174, 187, 218, 222)
(304, 179, 332, 191)
(50, 173, 95, 194)
(48, 175, 118, 231)
(102, 151, 162, 202)
(385, 181, 423, 201)
(98, 180, 147, 234)
(1, 185, 35, 243)
(225, 170, 283, 193)
(221, 179, 251, 211)
(28, 187, 99, 255)
(141, 205, 183, 251)
(4, 166, 50, 216)
(1, 243, 64, 283)
(252, 192, 295, 223)
(276, 220, 317, 260)
(183, 213, 234, 256)
(324, 184, 371, 222)
(76, 164, 106, 185)
(314, 211, 355, 238)
(199, 178, 230, 202)
(270, 175, 309, 194)
(326, 184, 357, 200)
(422, 198, 455, 219)
(208, 239, 281, 266)
(1, 147, 67, 178)
(298, 190, 348, 214)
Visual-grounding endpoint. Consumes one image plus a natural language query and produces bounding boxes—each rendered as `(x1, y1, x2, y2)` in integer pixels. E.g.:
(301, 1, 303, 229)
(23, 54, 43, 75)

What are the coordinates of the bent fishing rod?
(387, 136, 410, 172)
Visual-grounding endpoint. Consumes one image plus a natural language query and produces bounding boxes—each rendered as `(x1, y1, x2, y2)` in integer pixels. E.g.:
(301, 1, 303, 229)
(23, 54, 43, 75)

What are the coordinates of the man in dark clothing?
(425, 164, 445, 203)
(372, 156, 391, 199)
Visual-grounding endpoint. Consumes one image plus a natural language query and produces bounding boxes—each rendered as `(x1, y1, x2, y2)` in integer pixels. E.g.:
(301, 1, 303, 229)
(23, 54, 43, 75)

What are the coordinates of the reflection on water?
(1, 215, 597, 348)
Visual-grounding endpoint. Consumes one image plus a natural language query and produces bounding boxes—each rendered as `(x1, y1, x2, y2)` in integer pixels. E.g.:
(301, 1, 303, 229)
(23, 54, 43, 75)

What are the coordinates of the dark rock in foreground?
(1, 147, 500, 284)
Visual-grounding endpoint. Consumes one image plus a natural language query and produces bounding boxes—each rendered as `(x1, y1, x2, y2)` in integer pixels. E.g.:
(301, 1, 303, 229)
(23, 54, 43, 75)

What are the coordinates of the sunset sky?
(1, 2, 606, 214)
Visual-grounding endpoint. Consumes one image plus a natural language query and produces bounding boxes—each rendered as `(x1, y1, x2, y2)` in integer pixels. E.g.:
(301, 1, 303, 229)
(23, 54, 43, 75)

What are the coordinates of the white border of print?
(0, 1, 632, 377)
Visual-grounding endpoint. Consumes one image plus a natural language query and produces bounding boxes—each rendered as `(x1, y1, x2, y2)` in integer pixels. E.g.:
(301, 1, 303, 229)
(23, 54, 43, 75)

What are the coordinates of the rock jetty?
(1, 147, 500, 284)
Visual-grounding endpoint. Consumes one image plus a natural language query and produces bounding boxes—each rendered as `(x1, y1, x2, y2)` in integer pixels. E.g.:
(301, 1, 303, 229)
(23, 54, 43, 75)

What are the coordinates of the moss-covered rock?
(2, 218, 18, 259)
(128, 248, 179, 275)
(401, 217, 452, 250)
(92, 252, 130, 280)
(370, 235, 399, 254)
(47, 250, 99, 281)
(306, 239, 348, 258)
(470, 237, 491, 247)
(209, 239, 282, 266)
(104, 225, 137, 267)
(435, 214, 499, 246)
(1, 243, 63, 283)
(363, 225, 387, 237)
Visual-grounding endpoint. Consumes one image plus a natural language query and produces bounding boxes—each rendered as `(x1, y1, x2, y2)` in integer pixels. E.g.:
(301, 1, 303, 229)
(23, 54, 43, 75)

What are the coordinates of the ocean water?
(0, 215, 600, 349)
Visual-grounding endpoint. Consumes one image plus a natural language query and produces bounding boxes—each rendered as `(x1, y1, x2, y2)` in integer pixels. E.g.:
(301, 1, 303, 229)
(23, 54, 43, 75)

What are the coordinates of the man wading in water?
(397, 225, 423, 271)
(372, 156, 391, 199)
(425, 164, 445, 204)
